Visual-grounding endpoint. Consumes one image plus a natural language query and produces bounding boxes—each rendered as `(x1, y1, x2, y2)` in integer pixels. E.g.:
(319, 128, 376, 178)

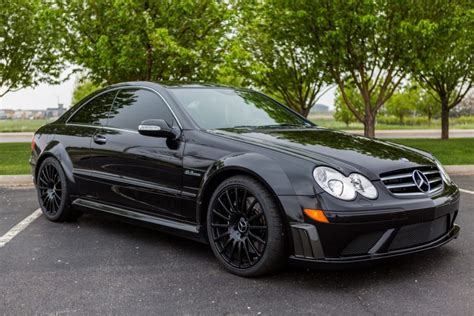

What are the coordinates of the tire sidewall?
(206, 176, 285, 277)
(36, 157, 69, 221)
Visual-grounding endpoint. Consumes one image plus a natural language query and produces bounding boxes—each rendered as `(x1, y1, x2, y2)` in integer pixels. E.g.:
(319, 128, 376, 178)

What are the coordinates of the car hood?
(212, 127, 435, 179)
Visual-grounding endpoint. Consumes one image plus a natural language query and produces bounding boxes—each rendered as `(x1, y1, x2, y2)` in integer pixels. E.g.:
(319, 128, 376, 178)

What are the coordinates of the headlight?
(313, 166, 378, 200)
(433, 158, 452, 184)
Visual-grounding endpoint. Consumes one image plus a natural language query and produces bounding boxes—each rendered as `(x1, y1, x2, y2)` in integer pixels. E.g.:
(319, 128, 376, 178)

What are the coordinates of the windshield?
(169, 88, 312, 130)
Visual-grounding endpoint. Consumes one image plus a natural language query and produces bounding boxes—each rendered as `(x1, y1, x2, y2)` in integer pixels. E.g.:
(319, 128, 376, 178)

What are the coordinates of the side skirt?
(72, 198, 201, 237)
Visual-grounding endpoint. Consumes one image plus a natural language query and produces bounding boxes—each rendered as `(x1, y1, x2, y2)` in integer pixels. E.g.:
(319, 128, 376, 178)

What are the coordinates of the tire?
(207, 175, 287, 277)
(36, 157, 82, 222)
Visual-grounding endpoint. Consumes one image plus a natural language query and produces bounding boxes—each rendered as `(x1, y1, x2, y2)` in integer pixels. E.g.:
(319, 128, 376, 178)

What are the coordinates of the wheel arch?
(196, 153, 297, 239)
(35, 141, 76, 191)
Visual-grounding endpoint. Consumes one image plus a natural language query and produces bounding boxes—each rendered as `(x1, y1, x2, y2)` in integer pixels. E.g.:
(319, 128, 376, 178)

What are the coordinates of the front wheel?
(207, 176, 287, 277)
(36, 157, 82, 222)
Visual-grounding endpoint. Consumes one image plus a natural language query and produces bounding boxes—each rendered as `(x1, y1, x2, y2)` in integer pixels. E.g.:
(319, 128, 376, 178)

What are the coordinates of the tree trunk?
(427, 112, 432, 126)
(145, 45, 153, 81)
(301, 107, 310, 118)
(364, 113, 376, 138)
(441, 98, 450, 139)
(399, 114, 403, 125)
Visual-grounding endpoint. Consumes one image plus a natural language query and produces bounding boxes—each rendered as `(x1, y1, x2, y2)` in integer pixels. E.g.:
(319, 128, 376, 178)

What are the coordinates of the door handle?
(93, 135, 107, 145)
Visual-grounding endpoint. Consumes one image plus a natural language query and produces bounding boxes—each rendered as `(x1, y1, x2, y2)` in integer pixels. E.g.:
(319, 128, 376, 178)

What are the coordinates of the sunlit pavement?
(0, 176, 473, 314)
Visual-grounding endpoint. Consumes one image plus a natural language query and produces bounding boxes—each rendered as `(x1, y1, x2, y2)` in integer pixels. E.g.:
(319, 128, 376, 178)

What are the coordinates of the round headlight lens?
(313, 167, 356, 200)
(313, 166, 378, 200)
(349, 173, 378, 199)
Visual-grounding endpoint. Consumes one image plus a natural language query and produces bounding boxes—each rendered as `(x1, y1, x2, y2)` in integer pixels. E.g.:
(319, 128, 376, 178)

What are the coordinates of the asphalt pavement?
(0, 176, 473, 315)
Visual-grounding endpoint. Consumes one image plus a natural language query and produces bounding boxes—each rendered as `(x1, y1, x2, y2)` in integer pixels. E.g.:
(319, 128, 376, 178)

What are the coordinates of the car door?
(60, 90, 118, 197)
(88, 88, 185, 220)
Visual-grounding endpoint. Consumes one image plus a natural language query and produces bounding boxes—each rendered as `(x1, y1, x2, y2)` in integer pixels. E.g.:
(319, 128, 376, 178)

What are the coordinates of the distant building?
(311, 103, 330, 113)
(0, 109, 15, 119)
(0, 109, 46, 120)
(45, 103, 66, 118)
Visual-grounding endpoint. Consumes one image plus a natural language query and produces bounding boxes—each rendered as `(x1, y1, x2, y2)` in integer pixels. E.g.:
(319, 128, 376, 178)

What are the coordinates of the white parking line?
(460, 188, 474, 195)
(0, 208, 42, 248)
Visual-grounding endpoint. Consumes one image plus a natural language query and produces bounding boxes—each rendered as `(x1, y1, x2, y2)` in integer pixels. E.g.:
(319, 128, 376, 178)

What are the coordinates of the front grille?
(380, 166, 443, 196)
(389, 216, 448, 250)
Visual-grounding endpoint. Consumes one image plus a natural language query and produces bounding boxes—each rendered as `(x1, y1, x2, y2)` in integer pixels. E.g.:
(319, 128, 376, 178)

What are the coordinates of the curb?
(445, 165, 474, 176)
(0, 175, 34, 187)
(0, 166, 473, 187)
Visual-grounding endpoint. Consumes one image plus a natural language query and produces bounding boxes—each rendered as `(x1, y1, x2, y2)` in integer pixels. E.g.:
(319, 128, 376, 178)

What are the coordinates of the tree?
(225, 1, 329, 117)
(0, 0, 63, 99)
(385, 85, 418, 125)
(409, 1, 474, 139)
(415, 88, 440, 125)
(334, 87, 361, 127)
(283, 1, 419, 137)
(456, 90, 474, 116)
(58, 0, 230, 84)
(71, 78, 101, 105)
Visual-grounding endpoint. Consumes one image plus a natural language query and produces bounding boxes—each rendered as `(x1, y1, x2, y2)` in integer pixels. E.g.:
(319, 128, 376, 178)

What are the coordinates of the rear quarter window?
(68, 90, 117, 126)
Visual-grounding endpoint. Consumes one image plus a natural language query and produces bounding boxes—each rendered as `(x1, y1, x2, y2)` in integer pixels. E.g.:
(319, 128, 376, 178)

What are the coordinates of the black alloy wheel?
(36, 157, 82, 222)
(207, 176, 286, 276)
(38, 162, 63, 217)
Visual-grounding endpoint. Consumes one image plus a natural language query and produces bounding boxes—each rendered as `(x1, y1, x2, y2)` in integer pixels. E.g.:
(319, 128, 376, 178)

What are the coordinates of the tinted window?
(169, 88, 310, 129)
(107, 89, 174, 130)
(69, 90, 117, 125)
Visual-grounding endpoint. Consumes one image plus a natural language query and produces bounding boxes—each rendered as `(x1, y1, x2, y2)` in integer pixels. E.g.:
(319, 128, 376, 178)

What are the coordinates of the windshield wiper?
(226, 123, 311, 130)
(229, 125, 259, 130)
(255, 123, 310, 129)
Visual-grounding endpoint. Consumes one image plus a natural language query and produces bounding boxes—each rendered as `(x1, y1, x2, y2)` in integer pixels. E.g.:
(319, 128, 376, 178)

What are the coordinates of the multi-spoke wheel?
(207, 176, 286, 277)
(36, 157, 82, 222)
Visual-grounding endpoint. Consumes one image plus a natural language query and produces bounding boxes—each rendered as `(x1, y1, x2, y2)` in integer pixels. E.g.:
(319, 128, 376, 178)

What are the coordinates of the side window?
(69, 91, 117, 125)
(107, 88, 174, 130)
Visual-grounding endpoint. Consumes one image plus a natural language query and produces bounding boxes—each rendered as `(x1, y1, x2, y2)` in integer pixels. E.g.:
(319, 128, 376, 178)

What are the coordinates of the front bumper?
(282, 187, 460, 267)
(289, 223, 460, 267)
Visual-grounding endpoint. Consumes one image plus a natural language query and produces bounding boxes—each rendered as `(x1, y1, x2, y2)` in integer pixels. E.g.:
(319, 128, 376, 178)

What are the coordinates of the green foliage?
(334, 86, 362, 127)
(71, 79, 101, 105)
(222, 1, 329, 117)
(58, 0, 231, 84)
(384, 85, 421, 124)
(415, 89, 440, 124)
(0, 0, 64, 98)
(407, 1, 474, 138)
(282, 0, 418, 136)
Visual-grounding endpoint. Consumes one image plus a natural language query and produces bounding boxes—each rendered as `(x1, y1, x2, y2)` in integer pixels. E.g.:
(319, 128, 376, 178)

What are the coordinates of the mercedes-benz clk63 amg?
(31, 82, 460, 277)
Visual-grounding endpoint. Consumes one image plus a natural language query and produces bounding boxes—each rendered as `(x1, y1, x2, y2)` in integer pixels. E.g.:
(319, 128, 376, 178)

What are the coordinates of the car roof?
(106, 81, 237, 90)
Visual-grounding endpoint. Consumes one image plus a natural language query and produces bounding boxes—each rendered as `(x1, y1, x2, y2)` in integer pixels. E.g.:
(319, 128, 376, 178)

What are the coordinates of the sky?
(0, 74, 336, 111)
(1, 76, 77, 110)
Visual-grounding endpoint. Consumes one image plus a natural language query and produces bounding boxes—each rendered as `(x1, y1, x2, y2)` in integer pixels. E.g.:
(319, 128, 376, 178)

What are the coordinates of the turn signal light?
(31, 138, 36, 151)
(303, 209, 329, 223)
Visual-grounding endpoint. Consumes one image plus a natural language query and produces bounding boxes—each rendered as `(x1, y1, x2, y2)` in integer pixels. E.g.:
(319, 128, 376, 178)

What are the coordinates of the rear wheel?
(36, 157, 82, 222)
(207, 176, 286, 277)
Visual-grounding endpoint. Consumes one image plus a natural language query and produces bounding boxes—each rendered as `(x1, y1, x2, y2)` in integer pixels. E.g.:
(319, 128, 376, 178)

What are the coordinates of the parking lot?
(0, 176, 473, 315)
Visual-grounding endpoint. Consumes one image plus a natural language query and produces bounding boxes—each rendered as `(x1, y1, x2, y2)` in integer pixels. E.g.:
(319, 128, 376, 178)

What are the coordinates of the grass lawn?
(0, 138, 473, 176)
(0, 119, 51, 132)
(0, 142, 31, 175)
(389, 138, 474, 165)
(310, 117, 474, 130)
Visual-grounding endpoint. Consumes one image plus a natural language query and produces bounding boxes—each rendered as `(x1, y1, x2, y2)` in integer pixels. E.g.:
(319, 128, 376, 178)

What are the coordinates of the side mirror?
(138, 119, 179, 139)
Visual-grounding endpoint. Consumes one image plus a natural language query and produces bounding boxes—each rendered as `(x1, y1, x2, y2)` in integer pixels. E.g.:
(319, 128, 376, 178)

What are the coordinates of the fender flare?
(196, 152, 297, 227)
(36, 141, 77, 192)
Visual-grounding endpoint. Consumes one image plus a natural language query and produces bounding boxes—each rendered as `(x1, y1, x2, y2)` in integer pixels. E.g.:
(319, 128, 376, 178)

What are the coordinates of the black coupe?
(30, 82, 460, 276)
